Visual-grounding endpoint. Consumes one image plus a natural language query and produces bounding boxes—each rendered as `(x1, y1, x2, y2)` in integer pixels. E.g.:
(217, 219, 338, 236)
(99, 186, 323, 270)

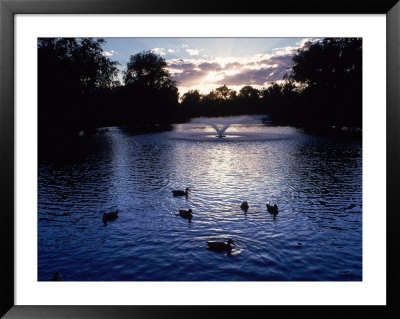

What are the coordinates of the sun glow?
(158, 38, 323, 96)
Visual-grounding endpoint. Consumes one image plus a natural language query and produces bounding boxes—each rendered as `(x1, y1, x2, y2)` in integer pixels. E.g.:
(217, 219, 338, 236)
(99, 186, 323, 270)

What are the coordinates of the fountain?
(211, 123, 230, 138)
(190, 116, 239, 138)
(169, 115, 291, 142)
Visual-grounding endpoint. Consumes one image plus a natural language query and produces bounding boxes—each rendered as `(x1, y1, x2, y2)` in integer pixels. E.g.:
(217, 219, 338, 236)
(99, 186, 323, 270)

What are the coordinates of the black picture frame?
(1, 0, 399, 318)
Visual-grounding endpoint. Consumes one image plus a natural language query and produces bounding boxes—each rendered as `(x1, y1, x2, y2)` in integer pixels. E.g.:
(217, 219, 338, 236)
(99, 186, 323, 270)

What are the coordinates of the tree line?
(179, 38, 361, 129)
(38, 37, 362, 143)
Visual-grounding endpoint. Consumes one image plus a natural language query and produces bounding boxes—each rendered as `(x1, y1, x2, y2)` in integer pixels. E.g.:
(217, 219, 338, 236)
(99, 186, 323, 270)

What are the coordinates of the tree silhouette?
(215, 85, 234, 100)
(38, 38, 119, 140)
(124, 50, 176, 90)
(39, 38, 119, 95)
(236, 85, 261, 113)
(120, 51, 179, 125)
(283, 38, 362, 128)
(239, 85, 259, 99)
(288, 38, 362, 89)
(182, 90, 202, 105)
(178, 89, 203, 119)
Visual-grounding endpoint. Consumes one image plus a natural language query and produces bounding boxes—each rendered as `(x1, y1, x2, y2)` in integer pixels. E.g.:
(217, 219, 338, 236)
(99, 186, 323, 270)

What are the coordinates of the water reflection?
(38, 120, 362, 281)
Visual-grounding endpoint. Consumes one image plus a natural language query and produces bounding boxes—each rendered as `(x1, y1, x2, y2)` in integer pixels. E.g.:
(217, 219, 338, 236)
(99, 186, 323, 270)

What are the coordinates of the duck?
(206, 239, 235, 252)
(51, 271, 63, 281)
(172, 187, 190, 197)
(266, 203, 278, 215)
(177, 209, 193, 222)
(102, 210, 118, 225)
(240, 201, 249, 212)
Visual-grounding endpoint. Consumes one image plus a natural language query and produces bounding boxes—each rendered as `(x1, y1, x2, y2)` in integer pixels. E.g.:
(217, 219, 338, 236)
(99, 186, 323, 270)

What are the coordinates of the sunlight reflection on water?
(38, 118, 362, 281)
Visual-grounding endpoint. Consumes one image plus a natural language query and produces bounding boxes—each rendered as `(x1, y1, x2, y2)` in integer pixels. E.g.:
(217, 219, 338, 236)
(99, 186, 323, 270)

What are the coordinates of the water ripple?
(38, 123, 362, 281)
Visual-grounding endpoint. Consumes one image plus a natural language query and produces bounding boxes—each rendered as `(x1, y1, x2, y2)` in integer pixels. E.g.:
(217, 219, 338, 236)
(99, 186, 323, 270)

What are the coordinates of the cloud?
(218, 67, 270, 86)
(166, 38, 314, 93)
(224, 62, 242, 69)
(272, 38, 319, 56)
(186, 49, 199, 56)
(167, 59, 200, 70)
(198, 62, 222, 71)
(167, 59, 209, 86)
(266, 55, 293, 65)
(102, 49, 115, 56)
(168, 49, 175, 53)
(297, 37, 319, 47)
(151, 47, 166, 55)
(218, 65, 289, 86)
(168, 53, 292, 88)
(173, 69, 209, 86)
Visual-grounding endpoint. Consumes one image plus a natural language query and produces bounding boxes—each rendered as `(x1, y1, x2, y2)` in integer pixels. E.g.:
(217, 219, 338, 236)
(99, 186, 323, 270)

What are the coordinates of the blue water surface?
(38, 120, 362, 281)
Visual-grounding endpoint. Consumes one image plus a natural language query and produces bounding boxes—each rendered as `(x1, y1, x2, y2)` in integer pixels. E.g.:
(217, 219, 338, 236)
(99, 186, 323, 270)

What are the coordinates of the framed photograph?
(1, 0, 399, 318)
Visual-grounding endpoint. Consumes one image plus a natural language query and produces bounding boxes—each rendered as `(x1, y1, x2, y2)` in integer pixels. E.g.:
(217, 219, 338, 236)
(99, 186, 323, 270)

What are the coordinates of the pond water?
(38, 117, 362, 281)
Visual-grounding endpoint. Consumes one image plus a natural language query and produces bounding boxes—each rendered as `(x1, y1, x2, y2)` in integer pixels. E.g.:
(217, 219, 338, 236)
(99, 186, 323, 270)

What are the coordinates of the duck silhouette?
(207, 239, 235, 253)
(240, 201, 249, 212)
(172, 188, 190, 197)
(177, 209, 193, 223)
(266, 203, 278, 215)
(102, 210, 118, 225)
(51, 271, 63, 281)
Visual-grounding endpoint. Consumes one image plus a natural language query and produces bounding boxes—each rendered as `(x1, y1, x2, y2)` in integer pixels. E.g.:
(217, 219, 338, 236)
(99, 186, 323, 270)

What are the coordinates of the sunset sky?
(101, 38, 318, 95)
